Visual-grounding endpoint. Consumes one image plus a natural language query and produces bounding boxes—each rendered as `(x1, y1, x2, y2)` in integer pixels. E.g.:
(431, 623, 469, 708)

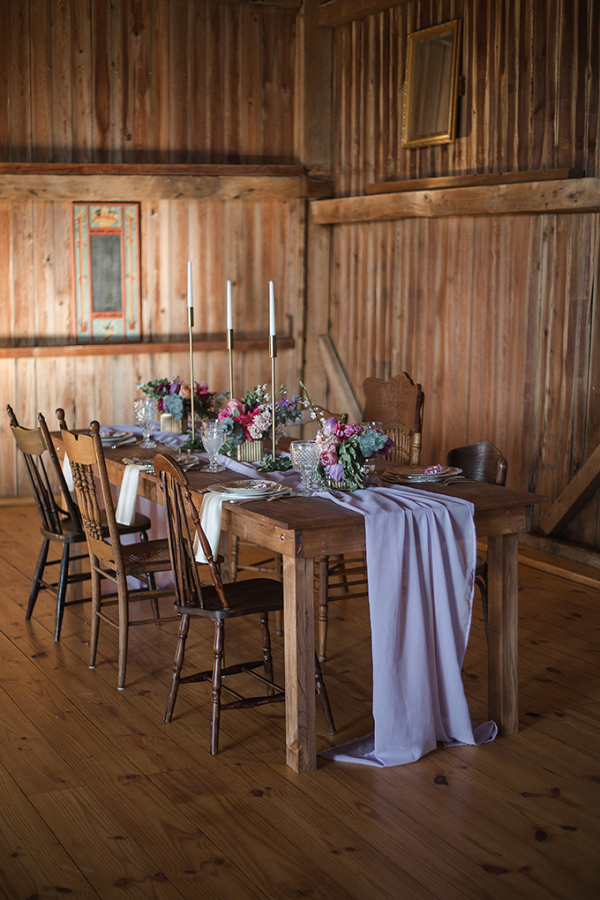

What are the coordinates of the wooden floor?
(1, 505, 599, 900)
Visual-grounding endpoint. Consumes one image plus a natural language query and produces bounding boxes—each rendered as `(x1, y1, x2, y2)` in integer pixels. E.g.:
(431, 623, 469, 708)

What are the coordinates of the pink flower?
(320, 447, 338, 467)
(323, 417, 338, 435)
(179, 382, 192, 399)
(335, 422, 363, 439)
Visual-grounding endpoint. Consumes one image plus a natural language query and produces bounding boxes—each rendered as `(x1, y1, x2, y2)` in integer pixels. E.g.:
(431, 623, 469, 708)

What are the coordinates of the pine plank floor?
(0, 505, 599, 900)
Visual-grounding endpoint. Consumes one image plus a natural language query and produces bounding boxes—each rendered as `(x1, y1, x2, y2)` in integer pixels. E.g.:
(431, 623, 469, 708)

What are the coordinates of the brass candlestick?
(270, 334, 277, 458)
(188, 305, 195, 440)
(227, 327, 234, 401)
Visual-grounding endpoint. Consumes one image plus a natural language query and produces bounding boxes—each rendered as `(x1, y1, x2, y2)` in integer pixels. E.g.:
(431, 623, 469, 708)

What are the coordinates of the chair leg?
(210, 620, 225, 755)
(164, 613, 190, 723)
(26, 538, 50, 621)
(89, 556, 102, 670)
(139, 530, 160, 619)
(317, 556, 329, 662)
(476, 573, 489, 643)
(314, 653, 336, 735)
(230, 535, 239, 582)
(116, 574, 130, 690)
(54, 543, 71, 641)
(260, 613, 274, 691)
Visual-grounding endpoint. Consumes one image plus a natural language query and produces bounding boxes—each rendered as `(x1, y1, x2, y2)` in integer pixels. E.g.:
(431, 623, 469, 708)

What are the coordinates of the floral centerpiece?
(315, 417, 395, 491)
(136, 376, 216, 438)
(217, 384, 303, 462)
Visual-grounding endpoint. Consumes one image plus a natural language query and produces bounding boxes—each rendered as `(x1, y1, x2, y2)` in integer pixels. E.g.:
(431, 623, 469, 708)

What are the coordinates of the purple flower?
(169, 381, 181, 394)
(323, 416, 338, 435)
(327, 462, 344, 482)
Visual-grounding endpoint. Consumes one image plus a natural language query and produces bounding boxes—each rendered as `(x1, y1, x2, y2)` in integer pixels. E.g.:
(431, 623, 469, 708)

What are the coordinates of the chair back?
(58, 413, 123, 570)
(7, 404, 81, 537)
(445, 441, 507, 485)
(153, 455, 228, 610)
(361, 372, 424, 466)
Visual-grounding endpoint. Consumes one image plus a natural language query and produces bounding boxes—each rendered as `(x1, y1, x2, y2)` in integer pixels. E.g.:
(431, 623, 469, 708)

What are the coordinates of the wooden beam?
(0, 164, 333, 202)
(539, 442, 600, 535)
(0, 337, 295, 360)
(0, 174, 333, 202)
(318, 0, 410, 28)
(318, 334, 362, 422)
(311, 177, 600, 224)
(366, 168, 586, 195)
(519, 532, 600, 571)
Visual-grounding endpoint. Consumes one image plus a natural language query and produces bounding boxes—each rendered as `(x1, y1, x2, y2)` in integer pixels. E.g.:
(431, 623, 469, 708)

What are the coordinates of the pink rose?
(179, 382, 192, 399)
(227, 398, 245, 415)
(320, 447, 338, 467)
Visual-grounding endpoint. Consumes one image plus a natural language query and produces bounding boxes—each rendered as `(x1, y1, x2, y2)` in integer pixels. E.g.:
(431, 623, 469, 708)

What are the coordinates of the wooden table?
(58, 437, 546, 773)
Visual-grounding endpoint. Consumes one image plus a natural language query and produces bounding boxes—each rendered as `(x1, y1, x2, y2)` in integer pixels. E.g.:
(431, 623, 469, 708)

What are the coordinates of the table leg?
(486, 533, 519, 734)
(282, 555, 317, 773)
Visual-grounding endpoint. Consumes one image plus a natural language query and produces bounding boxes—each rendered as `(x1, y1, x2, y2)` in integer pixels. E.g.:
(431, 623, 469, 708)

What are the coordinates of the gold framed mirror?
(403, 19, 462, 149)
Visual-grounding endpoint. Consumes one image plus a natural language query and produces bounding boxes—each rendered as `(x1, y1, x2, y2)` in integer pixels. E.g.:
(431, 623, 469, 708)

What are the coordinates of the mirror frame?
(402, 19, 462, 149)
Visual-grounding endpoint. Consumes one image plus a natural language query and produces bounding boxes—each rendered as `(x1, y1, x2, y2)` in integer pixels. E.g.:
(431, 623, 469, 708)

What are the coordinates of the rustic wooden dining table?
(55, 434, 546, 773)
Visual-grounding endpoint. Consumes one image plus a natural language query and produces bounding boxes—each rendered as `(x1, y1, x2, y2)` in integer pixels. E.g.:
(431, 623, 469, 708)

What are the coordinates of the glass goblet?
(133, 397, 157, 448)
(290, 440, 319, 496)
(201, 421, 226, 472)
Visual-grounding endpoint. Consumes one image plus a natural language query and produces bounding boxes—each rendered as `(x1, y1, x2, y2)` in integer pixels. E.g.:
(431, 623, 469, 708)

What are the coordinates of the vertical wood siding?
(323, 0, 600, 545)
(0, 0, 303, 498)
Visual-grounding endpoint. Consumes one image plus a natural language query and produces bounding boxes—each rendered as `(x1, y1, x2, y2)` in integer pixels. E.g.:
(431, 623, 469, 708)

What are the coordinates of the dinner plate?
(382, 466, 462, 484)
(98, 430, 133, 445)
(208, 480, 285, 499)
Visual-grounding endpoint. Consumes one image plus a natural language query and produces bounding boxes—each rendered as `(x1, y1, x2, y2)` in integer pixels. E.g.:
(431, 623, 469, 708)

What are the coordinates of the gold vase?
(237, 439, 264, 462)
(160, 413, 187, 434)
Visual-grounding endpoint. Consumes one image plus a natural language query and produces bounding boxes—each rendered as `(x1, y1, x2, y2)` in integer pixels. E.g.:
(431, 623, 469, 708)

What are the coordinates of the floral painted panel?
(72, 203, 141, 343)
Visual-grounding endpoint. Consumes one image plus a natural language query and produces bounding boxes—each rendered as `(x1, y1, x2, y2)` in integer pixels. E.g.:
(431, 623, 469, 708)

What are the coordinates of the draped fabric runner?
(319, 485, 497, 767)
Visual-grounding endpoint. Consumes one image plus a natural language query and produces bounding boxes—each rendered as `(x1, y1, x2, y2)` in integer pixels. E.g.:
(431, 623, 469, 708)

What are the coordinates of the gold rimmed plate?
(382, 465, 462, 484)
(209, 480, 287, 499)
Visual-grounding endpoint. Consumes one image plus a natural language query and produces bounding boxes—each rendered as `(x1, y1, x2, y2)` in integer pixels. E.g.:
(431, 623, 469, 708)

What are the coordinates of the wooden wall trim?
(318, 0, 410, 28)
(0, 172, 333, 202)
(311, 177, 600, 224)
(366, 168, 586, 195)
(0, 338, 295, 360)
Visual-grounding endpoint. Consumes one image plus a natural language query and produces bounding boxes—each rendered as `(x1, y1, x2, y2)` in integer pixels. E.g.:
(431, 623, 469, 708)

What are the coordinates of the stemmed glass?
(290, 440, 320, 496)
(202, 420, 226, 472)
(133, 397, 157, 448)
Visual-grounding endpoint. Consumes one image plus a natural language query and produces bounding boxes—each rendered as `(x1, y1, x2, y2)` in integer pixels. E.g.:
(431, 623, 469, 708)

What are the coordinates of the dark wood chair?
(315, 374, 425, 662)
(59, 416, 177, 689)
(6, 405, 154, 641)
(153, 454, 335, 755)
(446, 441, 508, 639)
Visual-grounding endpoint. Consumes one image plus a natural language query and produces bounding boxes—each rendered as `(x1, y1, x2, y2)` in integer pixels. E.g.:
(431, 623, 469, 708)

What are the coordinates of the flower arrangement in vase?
(136, 376, 215, 436)
(217, 384, 303, 463)
(314, 417, 395, 490)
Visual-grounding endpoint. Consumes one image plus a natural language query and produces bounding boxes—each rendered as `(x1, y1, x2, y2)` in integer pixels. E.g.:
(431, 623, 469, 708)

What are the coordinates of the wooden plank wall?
(316, 0, 600, 548)
(0, 1, 305, 498)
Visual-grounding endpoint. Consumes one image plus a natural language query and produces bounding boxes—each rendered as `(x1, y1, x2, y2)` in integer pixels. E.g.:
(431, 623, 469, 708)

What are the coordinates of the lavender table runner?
(319, 484, 497, 767)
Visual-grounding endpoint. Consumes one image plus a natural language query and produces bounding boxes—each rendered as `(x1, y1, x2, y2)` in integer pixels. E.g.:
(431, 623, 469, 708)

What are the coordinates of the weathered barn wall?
(0, 0, 307, 497)
(308, 0, 600, 545)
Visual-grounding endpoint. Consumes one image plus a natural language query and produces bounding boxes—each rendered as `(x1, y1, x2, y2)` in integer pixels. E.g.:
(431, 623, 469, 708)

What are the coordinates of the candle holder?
(270, 334, 277, 459)
(227, 327, 234, 401)
(182, 305, 203, 452)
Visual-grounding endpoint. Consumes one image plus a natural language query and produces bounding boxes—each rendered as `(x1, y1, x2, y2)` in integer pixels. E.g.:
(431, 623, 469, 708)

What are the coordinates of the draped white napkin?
(194, 492, 227, 563)
(319, 484, 497, 767)
(115, 464, 143, 525)
(62, 453, 75, 492)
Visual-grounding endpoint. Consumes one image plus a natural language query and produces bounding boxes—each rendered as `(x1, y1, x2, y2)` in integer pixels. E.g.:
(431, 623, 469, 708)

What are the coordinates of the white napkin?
(62, 453, 75, 492)
(194, 492, 226, 563)
(115, 464, 142, 525)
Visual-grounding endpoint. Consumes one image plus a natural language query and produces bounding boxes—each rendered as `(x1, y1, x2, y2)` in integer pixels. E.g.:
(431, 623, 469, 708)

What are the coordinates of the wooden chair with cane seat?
(6, 405, 155, 641)
(315, 373, 425, 662)
(153, 454, 336, 755)
(446, 441, 507, 640)
(59, 416, 178, 689)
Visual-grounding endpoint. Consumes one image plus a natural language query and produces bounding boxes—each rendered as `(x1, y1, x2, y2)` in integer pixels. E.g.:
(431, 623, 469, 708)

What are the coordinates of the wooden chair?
(315, 373, 425, 662)
(153, 454, 335, 755)
(59, 416, 177, 689)
(6, 405, 154, 641)
(446, 441, 508, 639)
(361, 372, 424, 466)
